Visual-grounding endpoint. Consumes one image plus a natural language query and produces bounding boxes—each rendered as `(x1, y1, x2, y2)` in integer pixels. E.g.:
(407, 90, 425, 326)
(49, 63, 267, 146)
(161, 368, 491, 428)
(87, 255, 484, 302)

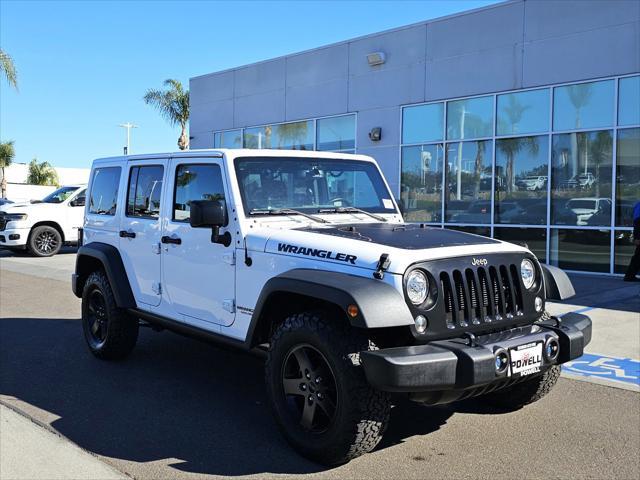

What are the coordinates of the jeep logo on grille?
(472, 257, 488, 266)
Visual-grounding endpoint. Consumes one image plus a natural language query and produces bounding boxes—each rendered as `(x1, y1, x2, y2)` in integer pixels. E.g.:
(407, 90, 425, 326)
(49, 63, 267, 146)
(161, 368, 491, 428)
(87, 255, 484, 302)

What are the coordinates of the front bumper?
(0, 227, 29, 247)
(361, 313, 591, 401)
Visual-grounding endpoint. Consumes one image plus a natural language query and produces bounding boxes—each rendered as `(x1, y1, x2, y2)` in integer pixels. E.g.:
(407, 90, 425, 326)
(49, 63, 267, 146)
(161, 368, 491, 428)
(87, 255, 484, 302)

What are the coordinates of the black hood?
(296, 223, 498, 250)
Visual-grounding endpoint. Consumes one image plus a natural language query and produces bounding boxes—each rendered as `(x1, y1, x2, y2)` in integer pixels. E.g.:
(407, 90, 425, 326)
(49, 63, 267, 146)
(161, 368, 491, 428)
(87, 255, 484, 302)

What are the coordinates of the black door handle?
(119, 230, 136, 239)
(161, 235, 182, 245)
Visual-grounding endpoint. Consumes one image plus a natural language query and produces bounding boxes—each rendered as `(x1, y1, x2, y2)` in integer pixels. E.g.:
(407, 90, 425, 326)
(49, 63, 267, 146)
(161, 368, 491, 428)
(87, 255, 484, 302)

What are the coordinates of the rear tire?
(81, 270, 138, 360)
(28, 225, 62, 257)
(478, 365, 561, 409)
(265, 311, 390, 465)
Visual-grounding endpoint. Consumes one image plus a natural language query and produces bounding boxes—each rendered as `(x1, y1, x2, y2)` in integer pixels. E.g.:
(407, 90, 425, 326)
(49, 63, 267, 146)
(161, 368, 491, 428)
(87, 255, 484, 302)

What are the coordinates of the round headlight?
(406, 270, 428, 305)
(521, 259, 536, 290)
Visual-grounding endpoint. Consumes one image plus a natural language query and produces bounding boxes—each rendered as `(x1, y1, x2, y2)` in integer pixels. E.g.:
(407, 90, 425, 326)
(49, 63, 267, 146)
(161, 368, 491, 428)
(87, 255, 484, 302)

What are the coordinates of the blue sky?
(1, 0, 499, 169)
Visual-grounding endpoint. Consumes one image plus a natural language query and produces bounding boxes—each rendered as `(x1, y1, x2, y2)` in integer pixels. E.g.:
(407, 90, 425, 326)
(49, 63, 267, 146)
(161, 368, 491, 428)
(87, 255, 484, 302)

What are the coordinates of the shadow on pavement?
(0, 245, 78, 257)
(0, 317, 455, 476)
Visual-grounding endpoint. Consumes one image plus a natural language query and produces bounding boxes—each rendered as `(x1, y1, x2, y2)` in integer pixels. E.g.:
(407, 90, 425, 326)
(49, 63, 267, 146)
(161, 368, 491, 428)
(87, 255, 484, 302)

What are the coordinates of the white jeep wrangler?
(0, 185, 86, 256)
(72, 149, 591, 465)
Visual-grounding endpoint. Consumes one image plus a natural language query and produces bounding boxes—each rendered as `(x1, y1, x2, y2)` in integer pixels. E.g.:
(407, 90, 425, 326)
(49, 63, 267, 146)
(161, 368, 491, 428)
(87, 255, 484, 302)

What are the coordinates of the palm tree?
(143, 79, 190, 150)
(276, 122, 309, 149)
(497, 137, 540, 194)
(26, 158, 59, 186)
(0, 140, 15, 198)
(0, 49, 18, 90)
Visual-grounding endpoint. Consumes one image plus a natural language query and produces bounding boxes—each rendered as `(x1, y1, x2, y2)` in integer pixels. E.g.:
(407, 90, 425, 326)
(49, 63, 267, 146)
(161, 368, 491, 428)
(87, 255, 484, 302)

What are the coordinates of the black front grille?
(406, 253, 541, 341)
(0, 218, 6, 231)
(440, 264, 523, 329)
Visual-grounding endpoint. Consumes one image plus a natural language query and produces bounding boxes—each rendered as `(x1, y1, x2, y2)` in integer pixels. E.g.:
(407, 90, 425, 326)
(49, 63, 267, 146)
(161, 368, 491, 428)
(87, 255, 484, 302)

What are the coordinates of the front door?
(161, 158, 235, 327)
(119, 161, 166, 307)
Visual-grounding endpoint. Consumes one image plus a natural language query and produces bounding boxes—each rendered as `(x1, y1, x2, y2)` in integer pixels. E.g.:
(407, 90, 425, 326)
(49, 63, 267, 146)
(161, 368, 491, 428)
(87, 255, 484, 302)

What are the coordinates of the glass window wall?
(550, 130, 613, 226)
(317, 115, 356, 151)
(614, 230, 637, 274)
(550, 228, 611, 273)
(616, 128, 640, 226)
(402, 103, 444, 144)
(553, 80, 614, 131)
(400, 144, 444, 222)
(445, 140, 493, 223)
(497, 89, 549, 136)
(213, 129, 242, 149)
(495, 135, 548, 224)
(618, 76, 640, 126)
(446, 96, 493, 140)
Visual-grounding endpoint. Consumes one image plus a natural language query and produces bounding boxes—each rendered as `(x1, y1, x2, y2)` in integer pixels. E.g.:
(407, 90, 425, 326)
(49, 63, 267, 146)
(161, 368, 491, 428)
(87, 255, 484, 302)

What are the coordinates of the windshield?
(41, 186, 78, 204)
(235, 157, 396, 216)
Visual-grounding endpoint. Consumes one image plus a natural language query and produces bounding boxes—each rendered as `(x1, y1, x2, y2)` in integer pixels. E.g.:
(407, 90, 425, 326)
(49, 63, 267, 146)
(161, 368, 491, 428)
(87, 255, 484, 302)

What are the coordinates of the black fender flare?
(541, 264, 575, 301)
(72, 242, 136, 308)
(246, 269, 414, 346)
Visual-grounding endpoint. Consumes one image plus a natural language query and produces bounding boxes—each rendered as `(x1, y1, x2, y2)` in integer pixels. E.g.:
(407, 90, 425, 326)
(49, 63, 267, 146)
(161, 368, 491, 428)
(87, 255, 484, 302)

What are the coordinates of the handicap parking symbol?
(564, 353, 640, 387)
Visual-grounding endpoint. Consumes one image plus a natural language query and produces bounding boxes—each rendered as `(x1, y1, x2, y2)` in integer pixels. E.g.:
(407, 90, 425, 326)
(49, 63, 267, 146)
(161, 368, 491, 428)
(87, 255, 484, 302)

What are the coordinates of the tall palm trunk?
(178, 123, 189, 150)
(1, 167, 6, 198)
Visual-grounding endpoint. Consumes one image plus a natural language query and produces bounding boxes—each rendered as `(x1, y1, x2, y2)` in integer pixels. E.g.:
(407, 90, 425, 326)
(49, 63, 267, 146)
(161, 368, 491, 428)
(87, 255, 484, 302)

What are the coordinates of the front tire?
(265, 311, 390, 465)
(478, 365, 561, 410)
(81, 270, 138, 360)
(28, 225, 62, 257)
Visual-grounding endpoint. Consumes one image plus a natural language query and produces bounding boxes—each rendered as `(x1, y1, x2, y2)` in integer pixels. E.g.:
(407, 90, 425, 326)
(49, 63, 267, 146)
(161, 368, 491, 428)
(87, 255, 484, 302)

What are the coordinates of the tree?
(143, 79, 190, 150)
(26, 158, 59, 186)
(0, 49, 18, 90)
(0, 141, 15, 198)
(497, 137, 540, 194)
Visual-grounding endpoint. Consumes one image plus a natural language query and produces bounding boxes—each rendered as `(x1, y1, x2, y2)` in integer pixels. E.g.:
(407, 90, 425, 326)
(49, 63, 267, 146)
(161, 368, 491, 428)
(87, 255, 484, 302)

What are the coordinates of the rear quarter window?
(89, 167, 122, 216)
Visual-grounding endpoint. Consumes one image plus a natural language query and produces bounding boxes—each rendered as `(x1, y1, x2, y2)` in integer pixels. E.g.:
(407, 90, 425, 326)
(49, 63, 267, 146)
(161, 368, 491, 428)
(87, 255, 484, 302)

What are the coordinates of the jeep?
(0, 184, 86, 256)
(72, 149, 591, 465)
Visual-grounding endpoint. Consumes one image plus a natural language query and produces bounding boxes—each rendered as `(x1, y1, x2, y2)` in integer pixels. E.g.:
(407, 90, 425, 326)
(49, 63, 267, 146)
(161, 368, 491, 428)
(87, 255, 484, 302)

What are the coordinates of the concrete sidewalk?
(0, 403, 126, 480)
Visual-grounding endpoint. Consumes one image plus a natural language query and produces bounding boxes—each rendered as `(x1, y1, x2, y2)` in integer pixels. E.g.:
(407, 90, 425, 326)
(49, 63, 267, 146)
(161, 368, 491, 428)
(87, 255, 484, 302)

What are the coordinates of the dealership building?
(189, 0, 640, 275)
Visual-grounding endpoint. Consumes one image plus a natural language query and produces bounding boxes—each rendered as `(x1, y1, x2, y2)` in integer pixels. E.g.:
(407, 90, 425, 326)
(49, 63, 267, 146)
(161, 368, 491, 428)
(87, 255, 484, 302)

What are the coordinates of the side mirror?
(70, 197, 85, 207)
(189, 199, 231, 246)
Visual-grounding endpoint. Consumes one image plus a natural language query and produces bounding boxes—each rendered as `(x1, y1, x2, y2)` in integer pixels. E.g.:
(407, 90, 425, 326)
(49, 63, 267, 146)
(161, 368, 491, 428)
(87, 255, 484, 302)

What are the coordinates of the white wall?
(1, 163, 90, 201)
(5, 184, 56, 203)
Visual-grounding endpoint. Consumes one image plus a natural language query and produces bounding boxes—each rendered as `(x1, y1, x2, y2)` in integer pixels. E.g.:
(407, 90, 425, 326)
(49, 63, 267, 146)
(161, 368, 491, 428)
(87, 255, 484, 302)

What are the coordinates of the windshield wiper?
(250, 208, 328, 224)
(318, 207, 387, 222)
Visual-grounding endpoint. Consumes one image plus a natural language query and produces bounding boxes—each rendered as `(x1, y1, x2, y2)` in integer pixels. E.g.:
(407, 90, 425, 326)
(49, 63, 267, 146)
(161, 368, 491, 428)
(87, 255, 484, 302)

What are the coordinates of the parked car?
(516, 176, 547, 191)
(73, 149, 591, 465)
(0, 184, 86, 256)
(565, 197, 611, 226)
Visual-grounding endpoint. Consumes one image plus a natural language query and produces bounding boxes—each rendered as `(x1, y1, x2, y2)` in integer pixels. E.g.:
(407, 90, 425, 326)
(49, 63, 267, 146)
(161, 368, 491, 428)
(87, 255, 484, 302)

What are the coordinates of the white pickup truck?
(0, 185, 86, 256)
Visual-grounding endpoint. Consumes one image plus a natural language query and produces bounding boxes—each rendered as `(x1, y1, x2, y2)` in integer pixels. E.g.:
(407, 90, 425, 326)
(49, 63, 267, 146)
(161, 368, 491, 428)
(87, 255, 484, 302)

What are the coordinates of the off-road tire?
(28, 225, 62, 257)
(82, 270, 138, 360)
(265, 311, 391, 465)
(478, 365, 561, 409)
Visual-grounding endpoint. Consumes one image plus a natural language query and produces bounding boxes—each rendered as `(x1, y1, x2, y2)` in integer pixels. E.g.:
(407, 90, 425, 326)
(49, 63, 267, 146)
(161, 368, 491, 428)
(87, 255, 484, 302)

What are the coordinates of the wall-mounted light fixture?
(366, 52, 386, 66)
(369, 127, 382, 141)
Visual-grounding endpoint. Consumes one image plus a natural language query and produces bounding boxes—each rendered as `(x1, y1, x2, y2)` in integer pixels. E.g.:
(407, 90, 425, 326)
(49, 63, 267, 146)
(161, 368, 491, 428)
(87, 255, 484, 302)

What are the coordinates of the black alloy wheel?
(86, 289, 109, 349)
(29, 225, 62, 256)
(282, 344, 338, 433)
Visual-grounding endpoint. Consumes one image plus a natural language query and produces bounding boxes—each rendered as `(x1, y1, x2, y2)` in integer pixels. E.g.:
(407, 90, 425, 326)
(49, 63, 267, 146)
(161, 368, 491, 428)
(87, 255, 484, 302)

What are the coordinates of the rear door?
(65, 188, 86, 241)
(119, 160, 166, 307)
(161, 157, 236, 327)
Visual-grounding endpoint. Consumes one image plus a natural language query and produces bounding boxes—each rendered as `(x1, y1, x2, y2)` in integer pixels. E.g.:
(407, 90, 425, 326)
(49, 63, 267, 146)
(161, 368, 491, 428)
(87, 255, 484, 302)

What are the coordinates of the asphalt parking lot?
(1, 248, 639, 479)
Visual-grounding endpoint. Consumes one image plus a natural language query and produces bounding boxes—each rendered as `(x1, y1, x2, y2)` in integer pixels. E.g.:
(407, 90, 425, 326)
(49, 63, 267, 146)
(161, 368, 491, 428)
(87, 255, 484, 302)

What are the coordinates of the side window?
(126, 165, 164, 219)
(173, 164, 225, 222)
(89, 167, 121, 216)
(71, 189, 86, 207)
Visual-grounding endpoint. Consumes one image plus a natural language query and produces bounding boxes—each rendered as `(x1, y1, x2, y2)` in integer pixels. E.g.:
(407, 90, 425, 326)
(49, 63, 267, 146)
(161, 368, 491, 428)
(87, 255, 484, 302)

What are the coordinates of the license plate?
(509, 341, 543, 377)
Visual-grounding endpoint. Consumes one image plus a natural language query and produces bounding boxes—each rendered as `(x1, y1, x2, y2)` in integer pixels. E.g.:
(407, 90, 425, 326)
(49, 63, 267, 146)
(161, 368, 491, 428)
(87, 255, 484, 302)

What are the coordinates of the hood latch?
(373, 253, 391, 280)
